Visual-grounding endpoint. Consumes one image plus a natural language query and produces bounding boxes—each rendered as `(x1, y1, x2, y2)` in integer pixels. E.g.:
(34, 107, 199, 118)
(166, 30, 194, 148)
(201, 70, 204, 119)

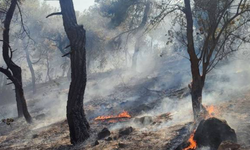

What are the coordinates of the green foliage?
(97, 0, 139, 28)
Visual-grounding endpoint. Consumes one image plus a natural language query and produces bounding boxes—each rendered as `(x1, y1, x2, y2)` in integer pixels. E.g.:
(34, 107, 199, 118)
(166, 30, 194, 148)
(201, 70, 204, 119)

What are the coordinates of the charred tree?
(182, 0, 250, 121)
(45, 33, 71, 79)
(132, 39, 140, 70)
(184, 0, 205, 121)
(58, 0, 90, 145)
(24, 46, 36, 94)
(151, 0, 250, 121)
(0, 0, 32, 123)
(131, 0, 151, 69)
(98, 0, 151, 69)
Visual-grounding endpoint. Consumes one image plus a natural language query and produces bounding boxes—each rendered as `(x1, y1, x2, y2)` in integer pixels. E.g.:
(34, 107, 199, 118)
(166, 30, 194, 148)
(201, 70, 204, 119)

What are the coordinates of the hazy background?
(41, 0, 95, 12)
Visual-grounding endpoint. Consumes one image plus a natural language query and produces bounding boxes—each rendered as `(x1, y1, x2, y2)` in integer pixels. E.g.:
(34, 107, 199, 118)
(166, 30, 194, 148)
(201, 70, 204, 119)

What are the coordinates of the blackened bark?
(15, 87, 23, 117)
(189, 79, 205, 121)
(184, 0, 205, 121)
(13, 72, 32, 123)
(59, 0, 90, 145)
(24, 47, 36, 94)
(1, 0, 32, 123)
(0, 68, 23, 118)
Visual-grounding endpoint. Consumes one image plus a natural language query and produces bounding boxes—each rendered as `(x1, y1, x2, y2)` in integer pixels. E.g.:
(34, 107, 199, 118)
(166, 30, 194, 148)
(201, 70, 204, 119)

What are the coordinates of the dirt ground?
(1, 77, 250, 150)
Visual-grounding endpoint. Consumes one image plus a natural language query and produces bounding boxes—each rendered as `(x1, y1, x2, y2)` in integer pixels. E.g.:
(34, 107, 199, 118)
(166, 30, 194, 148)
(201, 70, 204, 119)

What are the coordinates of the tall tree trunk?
(0, 68, 23, 118)
(132, 47, 139, 70)
(46, 55, 52, 82)
(132, 38, 140, 70)
(15, 87, 23, 118)
(59, 0, 90, 145)
(184, 0, 204, 121)
(1, 0, 32, 123)
(189, 79, 204, 121)
(11, 66, 32, 123)
(131, 1, 150, 70)
(24, 47, 36, 94)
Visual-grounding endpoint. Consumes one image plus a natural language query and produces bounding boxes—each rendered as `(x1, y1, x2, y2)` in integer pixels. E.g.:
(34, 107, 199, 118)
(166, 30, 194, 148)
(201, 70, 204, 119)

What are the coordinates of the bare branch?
(62, 51, 72, 57)
(16, 2, 36, 43)
(64, 44, 71, 49)
(6, 82, 13, 85)
(46, 12, 62, 18)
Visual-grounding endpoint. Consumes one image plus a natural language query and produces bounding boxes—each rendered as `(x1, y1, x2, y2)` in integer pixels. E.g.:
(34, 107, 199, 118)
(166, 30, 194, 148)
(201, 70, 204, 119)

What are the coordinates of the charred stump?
(177, 118, 237, 150)
(194, 117, 237, 150)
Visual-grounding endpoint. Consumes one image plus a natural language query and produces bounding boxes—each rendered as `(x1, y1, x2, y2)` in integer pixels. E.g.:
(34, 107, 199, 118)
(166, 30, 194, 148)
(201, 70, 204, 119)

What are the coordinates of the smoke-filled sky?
(42, 0, 95, 12)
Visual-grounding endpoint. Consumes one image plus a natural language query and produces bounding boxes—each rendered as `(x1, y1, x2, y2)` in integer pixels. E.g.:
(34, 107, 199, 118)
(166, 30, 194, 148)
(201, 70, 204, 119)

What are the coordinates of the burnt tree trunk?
(0, 68, 23, 118)
(15, 86, 23, 117)
(59, 0, 90, 145)
(13, 70, 32, 123)
(24, 47, 36, 94)
(0, 0, 32, 123)
(184, 0, 206, 121)
(189, 78, 205, 121)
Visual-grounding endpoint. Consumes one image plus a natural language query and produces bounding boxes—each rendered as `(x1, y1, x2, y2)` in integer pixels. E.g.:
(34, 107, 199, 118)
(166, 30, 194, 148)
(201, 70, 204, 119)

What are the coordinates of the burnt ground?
(1, 74, 250, 150)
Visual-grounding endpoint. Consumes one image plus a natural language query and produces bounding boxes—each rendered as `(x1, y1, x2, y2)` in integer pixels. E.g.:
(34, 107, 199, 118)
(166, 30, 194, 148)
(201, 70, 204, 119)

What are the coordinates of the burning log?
(94, 111, 131, 123)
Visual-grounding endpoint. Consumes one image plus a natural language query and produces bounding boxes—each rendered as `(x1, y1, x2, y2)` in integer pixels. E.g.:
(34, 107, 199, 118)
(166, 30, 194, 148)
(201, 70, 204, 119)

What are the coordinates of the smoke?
(1, 2, 250, 149)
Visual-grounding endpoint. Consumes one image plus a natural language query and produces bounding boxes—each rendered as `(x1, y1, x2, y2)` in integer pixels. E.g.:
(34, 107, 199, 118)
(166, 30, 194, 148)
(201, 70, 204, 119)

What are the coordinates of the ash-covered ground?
(1, 67, 250, 150)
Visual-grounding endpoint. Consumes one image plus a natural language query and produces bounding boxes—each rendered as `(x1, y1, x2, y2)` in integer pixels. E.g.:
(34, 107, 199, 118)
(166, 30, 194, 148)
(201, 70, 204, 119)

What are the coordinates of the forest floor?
(1, 72, 250, 150)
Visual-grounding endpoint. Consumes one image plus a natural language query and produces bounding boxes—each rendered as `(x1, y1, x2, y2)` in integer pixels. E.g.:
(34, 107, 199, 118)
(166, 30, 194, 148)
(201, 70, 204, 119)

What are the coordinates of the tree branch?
(46, 12, 62, 18)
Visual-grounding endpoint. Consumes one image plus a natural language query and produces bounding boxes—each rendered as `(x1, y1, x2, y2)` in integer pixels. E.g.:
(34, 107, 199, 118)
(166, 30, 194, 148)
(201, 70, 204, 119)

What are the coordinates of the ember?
(94, 111, 131, 122)
(206, 105, 216, 118)
(183, 132, 197, 150)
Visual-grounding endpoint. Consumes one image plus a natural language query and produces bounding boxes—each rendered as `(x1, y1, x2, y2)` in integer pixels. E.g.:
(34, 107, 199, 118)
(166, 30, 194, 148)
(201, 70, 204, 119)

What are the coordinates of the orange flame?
(207, 105, 215, 117)
(183, 132, 197, 150)
(205, 105, 217, 118)
(94, 111, 131, 122)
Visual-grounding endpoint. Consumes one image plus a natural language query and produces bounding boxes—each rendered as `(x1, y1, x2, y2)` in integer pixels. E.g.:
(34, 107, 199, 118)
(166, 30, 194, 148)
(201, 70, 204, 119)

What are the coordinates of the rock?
(35, 114, 46, 120)
(134, 116, 153, 125)
(97, 128, 111, 140)
(194, 117, 237, 150)
(32, 134, 38, 139)
(118, 142, 126, 148)
(113, 135, 118, 140)
(119, 127, 133, 137)
(218, 141, 240, 150)
(105, 137, 112, 141)
(92, 140, 99, 147)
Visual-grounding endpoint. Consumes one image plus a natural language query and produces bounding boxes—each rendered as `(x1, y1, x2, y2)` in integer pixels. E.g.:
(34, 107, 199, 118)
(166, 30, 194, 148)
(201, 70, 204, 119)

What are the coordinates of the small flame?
(206, 105, 215, 118)
(183, 132, 197, 150)
(94, 111, 131, 122)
